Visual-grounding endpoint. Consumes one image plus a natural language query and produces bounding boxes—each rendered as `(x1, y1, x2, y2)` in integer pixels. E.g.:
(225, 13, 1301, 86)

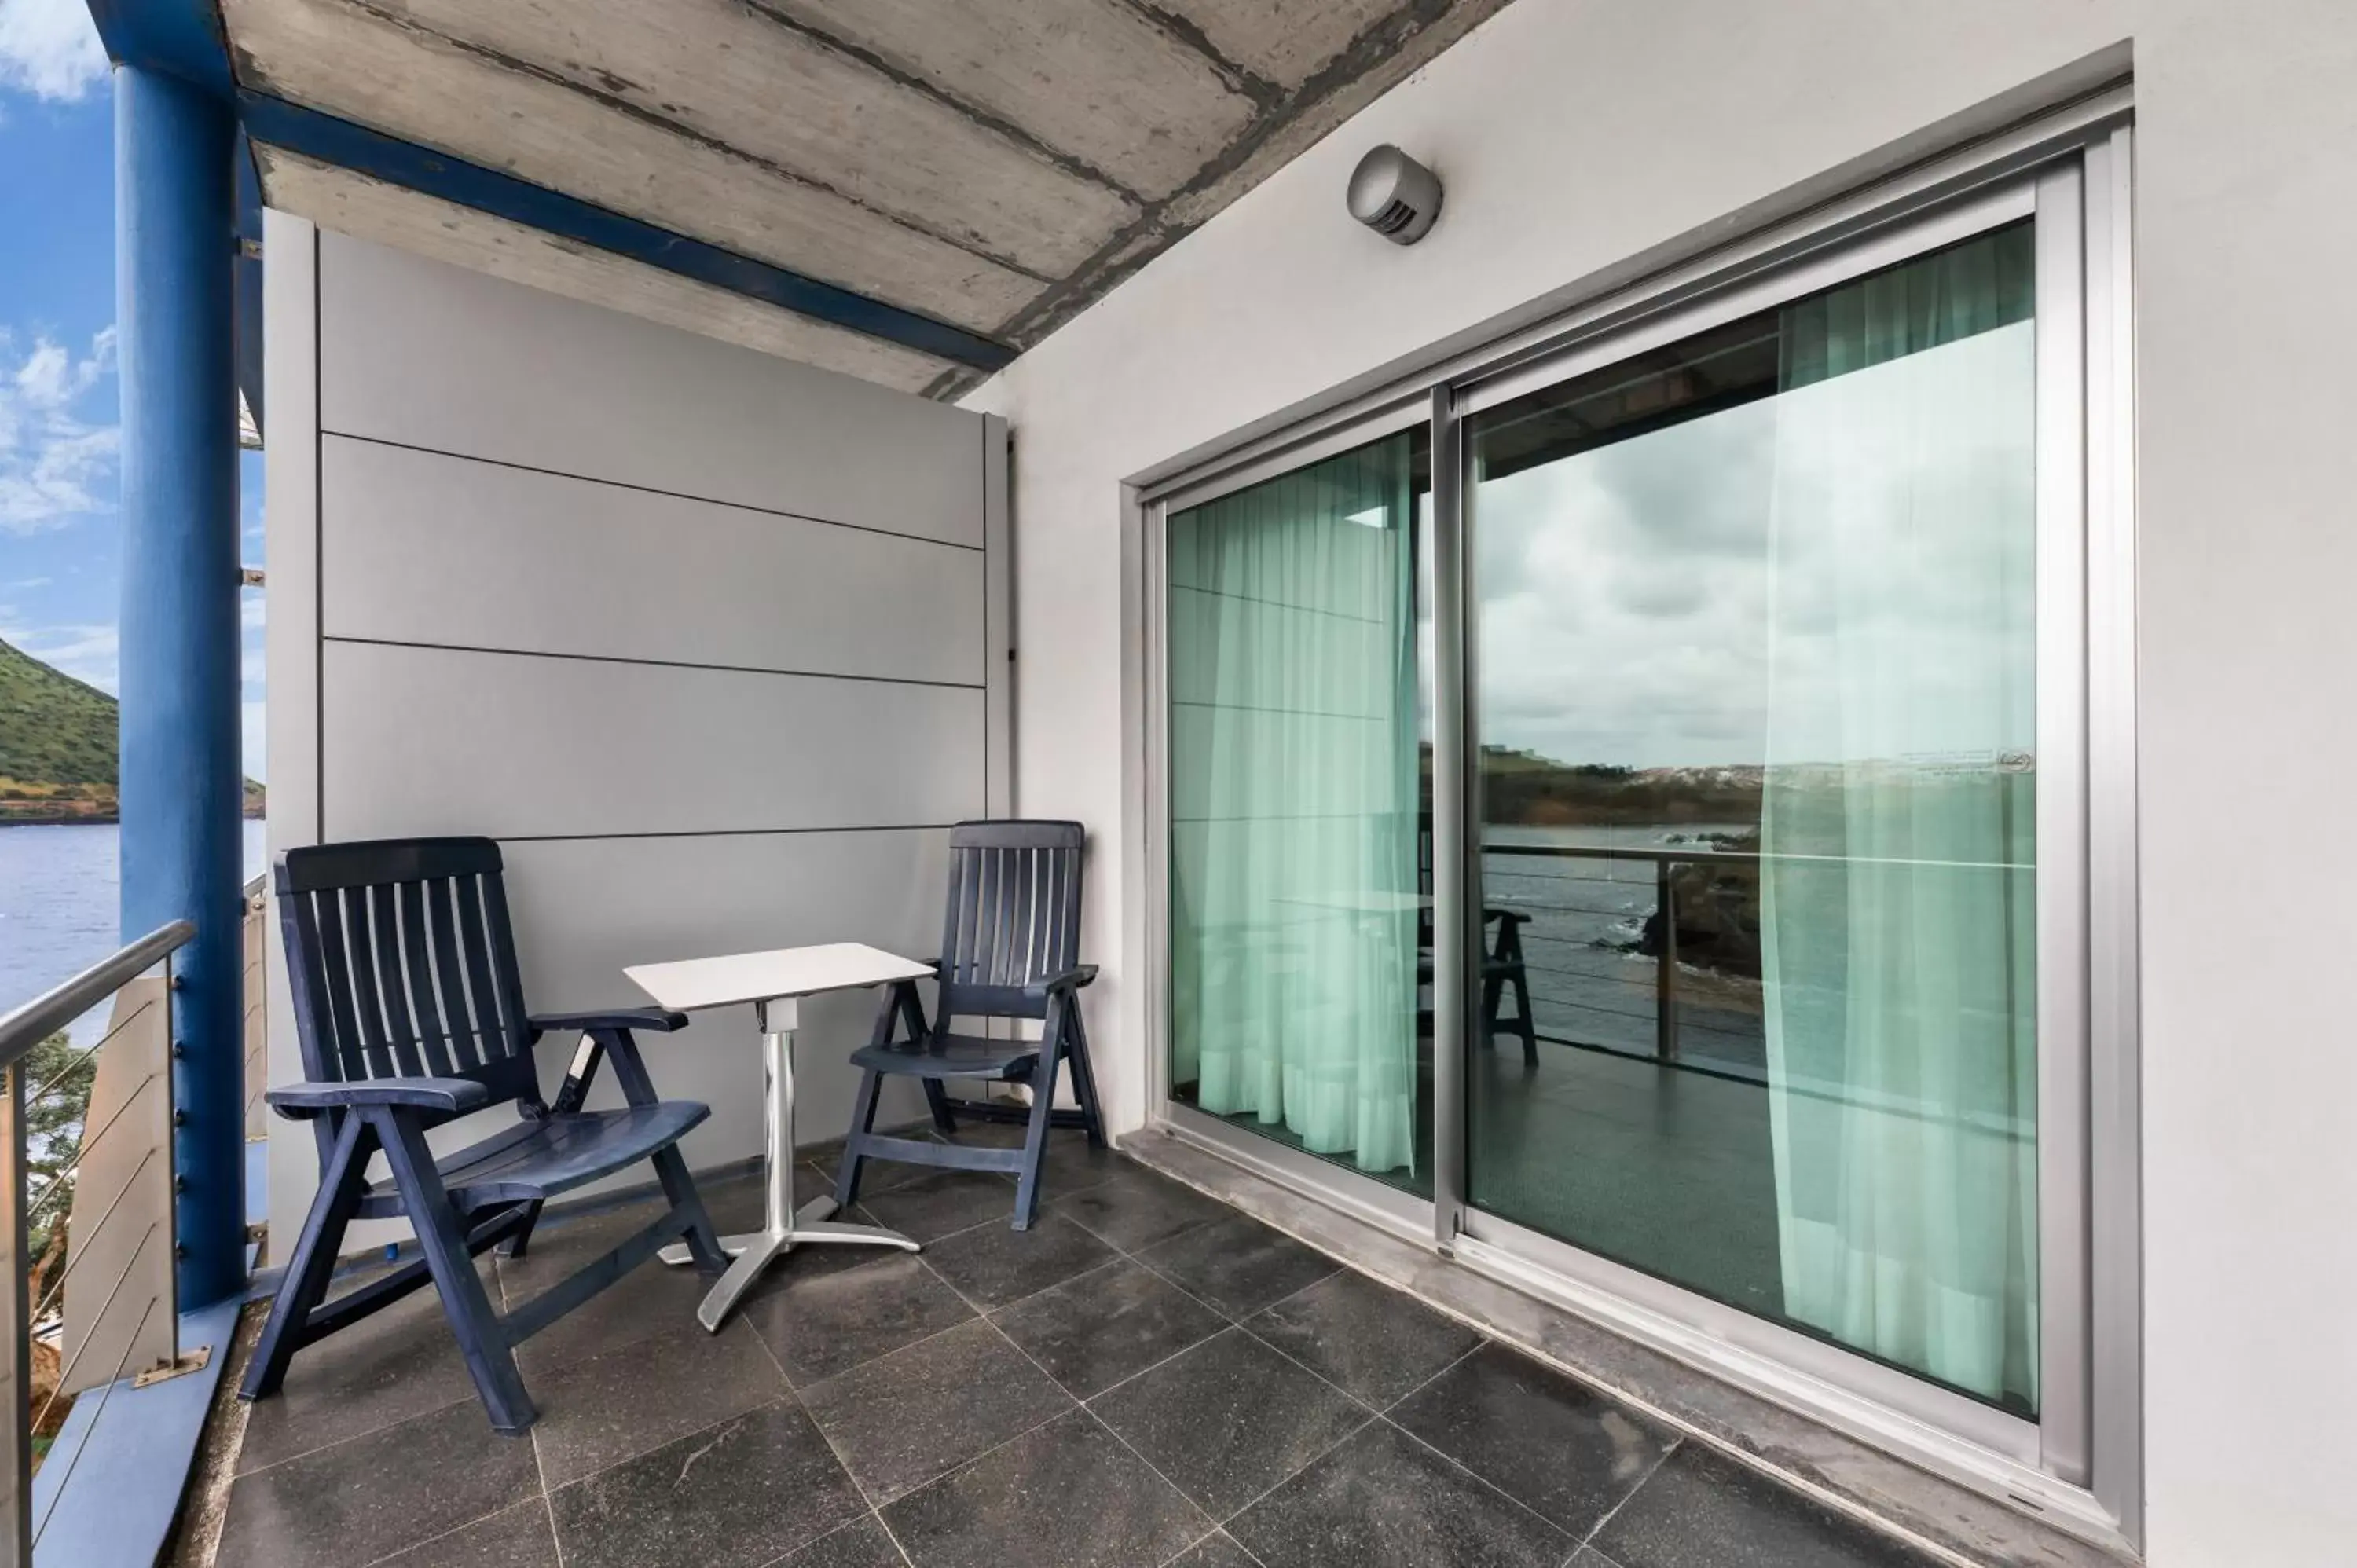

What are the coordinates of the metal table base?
(660, 997, 916, 1330)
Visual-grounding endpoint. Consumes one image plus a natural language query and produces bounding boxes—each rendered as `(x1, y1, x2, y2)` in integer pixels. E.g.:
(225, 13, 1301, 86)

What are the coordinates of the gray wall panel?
(323, 639, 982, 840)
(321, 434, 984, 683)
(498, 830, 952, 1169)
(274, 219, 1003, 1254)
(317, 230, 983, 545)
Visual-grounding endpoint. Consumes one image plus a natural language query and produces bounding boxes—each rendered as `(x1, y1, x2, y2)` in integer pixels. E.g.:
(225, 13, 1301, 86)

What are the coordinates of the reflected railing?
(0, 920, 194, 1566)
(1483, 841, 1769, 1078)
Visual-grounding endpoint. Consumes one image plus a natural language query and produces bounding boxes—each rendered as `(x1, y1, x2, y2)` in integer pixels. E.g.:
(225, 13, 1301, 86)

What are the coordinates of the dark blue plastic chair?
(834, 820, 1105, 1229)
(241, 837, 727, 1434)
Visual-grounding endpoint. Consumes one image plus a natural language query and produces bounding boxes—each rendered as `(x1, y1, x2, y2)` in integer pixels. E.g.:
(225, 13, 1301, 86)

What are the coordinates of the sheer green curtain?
(1758, 227, 2042, 1411)
(1168, 434, 1420, 1175)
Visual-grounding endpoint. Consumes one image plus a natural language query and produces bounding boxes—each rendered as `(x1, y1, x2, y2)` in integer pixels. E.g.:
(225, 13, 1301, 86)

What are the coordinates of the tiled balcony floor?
(213, 1128, 1940, 1568)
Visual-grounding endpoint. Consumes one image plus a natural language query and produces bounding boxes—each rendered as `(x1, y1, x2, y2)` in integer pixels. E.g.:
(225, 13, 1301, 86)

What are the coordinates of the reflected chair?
(243, 837, 728, 1434)
(1415, 816, 1538, 1063)
(833, 820, 1105, 1230)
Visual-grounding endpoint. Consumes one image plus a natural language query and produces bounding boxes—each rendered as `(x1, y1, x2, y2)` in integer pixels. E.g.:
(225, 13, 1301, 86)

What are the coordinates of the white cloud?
(0, 621, 117, 692)
(0, 325, 118, 532)
(242, 698, 266, 784)
(0, 0, 108, 101)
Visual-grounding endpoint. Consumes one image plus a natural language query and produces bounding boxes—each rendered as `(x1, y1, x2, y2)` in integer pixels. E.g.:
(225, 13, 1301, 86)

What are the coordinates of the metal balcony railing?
(1483, 841, 1769, 1075)
(0, 920, 194, 1566)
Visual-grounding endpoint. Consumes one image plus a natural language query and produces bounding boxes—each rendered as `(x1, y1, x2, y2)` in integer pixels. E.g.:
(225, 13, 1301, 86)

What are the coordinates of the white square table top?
(625, 941, 934, 1013)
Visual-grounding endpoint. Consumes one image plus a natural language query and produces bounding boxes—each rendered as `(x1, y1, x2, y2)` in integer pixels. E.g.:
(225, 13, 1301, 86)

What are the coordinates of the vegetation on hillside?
(0, 636, 263, 822)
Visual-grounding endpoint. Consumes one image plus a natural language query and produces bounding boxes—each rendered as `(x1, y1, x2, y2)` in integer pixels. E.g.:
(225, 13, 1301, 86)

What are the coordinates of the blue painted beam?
(84, 0, 232, 95)
(236, 93, 1018, 372)
(117, 62, 248, 1310)
(84, 2, 1017, 373)
(28, 1299, 239, 1564)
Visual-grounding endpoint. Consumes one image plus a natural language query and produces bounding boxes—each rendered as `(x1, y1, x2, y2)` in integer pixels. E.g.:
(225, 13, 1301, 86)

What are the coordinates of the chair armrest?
(1024, 965, 1098, 1002)
(267, 1077, 491, 1119)
(529, 1007, 690, 1039)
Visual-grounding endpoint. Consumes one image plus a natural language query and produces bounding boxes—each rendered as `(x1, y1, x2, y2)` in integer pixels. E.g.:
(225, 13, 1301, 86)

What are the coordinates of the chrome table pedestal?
(625, 943, 937, 1331)
(658, 997, 916, 1329)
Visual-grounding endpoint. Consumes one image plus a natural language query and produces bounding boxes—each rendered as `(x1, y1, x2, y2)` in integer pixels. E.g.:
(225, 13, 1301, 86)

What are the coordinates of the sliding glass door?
(1465, 221, 2041, 1414)
(1164, 426, 1434, 1196)
(1155, 130, 2133, 1497)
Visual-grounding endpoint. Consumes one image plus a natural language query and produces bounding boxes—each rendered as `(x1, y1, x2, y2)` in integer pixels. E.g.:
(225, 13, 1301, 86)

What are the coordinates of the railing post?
(1655, 857, 1678, 1062)
(0, 1064, 30, 1568)
(115, 63, 245, 1310)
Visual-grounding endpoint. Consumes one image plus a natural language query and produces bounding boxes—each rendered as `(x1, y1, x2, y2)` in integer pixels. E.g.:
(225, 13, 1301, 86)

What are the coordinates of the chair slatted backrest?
(275, 838, 541, 1116)
(936, 821, 1086, 1021)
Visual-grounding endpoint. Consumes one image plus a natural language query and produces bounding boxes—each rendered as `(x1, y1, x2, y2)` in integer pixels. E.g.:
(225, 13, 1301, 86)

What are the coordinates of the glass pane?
(1466, 222, 2040, 1413)
(1168, 427, 1434, 1196)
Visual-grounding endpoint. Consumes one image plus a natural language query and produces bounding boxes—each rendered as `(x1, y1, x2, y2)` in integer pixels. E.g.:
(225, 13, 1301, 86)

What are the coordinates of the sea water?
(0, 820, 269, 1042)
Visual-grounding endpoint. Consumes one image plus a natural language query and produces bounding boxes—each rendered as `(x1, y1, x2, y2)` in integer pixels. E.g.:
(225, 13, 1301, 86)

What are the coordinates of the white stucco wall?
(966, 2, 2357, 1562)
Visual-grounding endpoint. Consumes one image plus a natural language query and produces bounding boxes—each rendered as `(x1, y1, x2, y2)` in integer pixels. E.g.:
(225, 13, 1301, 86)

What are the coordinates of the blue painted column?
(115, 64, 244, 1310)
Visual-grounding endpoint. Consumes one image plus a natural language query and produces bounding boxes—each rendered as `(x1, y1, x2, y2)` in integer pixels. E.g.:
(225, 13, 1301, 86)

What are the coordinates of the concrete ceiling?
(222, 0, 1513, 397)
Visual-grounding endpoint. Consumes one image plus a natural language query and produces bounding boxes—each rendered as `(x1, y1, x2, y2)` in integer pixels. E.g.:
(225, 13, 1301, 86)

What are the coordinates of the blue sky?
(1, 0, 268, 781)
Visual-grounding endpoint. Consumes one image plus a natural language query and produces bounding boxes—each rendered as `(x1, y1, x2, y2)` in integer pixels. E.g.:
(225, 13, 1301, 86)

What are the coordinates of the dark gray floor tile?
(237, 1260, 486, 1474)
(882, 1409, 1211, 1568)
(1166, 1530, 1263, 1568)
(549, 1400, 867, 1568)
(1138, 1214, 1338, 1318)
(933, 1121, 1125, 1196)
(799, 1318, 1074, 1502)
(810, 1123, 943, 1196)
(218, 1398, 538, 1568)
(1390, 1343, 1673, 1537)
(1593, 1442, 1938, 1567)
(1227, 1421, 1572, 1568)
(992, 1259, 1225, 1399)
(773, 1514, 909, 1566)
(1050, 1164, 1230, 1253)
(1246, 1269, 1485, 1409)
(920, 1211, 1117, 1310)
(530, 1317, 786, 1486)
(500, 1234, 715, 1378)
(372, 1498, 560, 1566)
(742, 1249, 977, 1388)
(855, 1168, 1018, 1244)
(1089, 1328, 1368, 1519)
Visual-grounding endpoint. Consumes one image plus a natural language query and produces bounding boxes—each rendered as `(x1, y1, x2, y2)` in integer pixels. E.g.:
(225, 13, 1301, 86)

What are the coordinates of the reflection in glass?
(1167, 429, 1433, 1195)
(1467, 223, 2040, 1412)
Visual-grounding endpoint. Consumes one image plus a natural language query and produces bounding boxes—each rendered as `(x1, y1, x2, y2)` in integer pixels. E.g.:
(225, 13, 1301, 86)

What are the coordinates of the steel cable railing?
(0, 918, 193, 1566)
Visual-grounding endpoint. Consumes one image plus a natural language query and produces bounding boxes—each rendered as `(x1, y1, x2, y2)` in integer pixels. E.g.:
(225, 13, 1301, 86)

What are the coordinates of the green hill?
(0, 636, 263, 823)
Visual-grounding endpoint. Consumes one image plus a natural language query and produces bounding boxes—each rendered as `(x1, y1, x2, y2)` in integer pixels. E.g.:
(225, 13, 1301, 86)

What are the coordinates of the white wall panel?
(320, 435, 984, 683)
(322, 639, 981, 840)
(271, 219, 1005, 1258)
(498, 829, 951, 1173)
(317, 230, 984, 545)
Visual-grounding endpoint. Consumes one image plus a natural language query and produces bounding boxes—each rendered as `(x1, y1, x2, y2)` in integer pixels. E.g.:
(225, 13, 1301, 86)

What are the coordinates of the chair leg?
(372, 1109, 537, 1434)
(1065, 1007, 1107, 1147)
(922, 1077, 958, 1134)
(834, 1068, 885, 1209)
(1013, 1004, 1069, 1231)
(1479, 969, 1506, 1050)
(1508, 965, 1537, 1066)
(497, 1200, 544, 1260)
(243, 1112, 373, 1401)
(650, 1144, 728, 1276)
(1010, 1070, 1058, 1233)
